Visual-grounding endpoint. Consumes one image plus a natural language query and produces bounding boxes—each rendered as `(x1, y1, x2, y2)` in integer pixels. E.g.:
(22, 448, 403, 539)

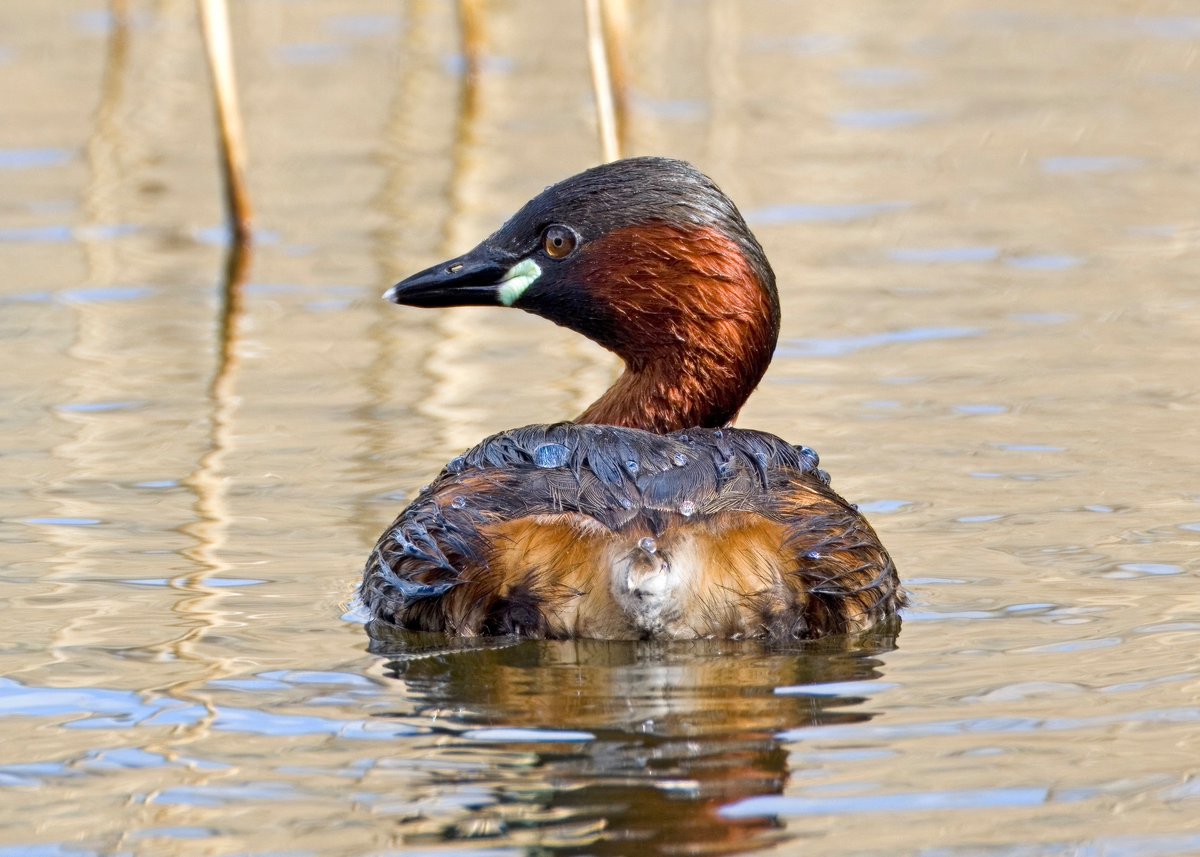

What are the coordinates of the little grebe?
(361, 157, 902, 640)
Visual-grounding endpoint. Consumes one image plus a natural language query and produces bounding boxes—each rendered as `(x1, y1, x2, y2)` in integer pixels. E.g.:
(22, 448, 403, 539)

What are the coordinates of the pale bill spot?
(497, 258, 542, 306)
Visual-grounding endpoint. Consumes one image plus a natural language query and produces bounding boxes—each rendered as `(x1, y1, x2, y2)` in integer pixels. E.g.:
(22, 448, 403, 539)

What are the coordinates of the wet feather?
(362, 424, 903, 639)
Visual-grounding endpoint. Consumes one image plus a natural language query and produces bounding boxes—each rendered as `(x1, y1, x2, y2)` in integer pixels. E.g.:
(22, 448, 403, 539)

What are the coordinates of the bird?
(360, 156, 903, 641)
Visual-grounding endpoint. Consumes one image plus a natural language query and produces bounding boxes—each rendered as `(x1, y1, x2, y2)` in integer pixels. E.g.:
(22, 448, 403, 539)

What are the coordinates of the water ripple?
(0, 148, 72, 170)
(1040, 156, 1143, 174)
(721, 786, 1053, 818)
(890, 246, 999, 263)
(0, 678, 419, 741)
(779, 325, 984, 358)
(835, 108, 935, 129)
(460, 728, 595, 743)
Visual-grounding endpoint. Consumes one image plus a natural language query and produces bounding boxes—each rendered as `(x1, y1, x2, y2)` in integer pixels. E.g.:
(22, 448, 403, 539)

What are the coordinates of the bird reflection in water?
(369, 618, 900, 854)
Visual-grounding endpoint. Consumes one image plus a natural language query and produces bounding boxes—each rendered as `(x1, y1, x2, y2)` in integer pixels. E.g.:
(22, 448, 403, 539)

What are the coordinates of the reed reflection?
(370, 621, 899, 854)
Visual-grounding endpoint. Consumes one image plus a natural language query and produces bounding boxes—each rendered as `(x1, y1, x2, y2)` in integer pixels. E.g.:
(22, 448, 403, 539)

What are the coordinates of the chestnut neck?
(572, 223, 779, 434)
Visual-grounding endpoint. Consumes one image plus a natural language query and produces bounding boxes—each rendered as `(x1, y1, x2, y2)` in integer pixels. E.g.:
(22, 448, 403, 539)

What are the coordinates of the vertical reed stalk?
(584, 0, 621, 162)
(599, 0, 630, 153)
(196, 0, 252, 243)
(458, 0, 486, 86)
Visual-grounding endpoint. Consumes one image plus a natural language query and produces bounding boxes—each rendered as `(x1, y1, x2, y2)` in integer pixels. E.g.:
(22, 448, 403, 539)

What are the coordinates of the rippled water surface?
(3, 1, 1199, 854)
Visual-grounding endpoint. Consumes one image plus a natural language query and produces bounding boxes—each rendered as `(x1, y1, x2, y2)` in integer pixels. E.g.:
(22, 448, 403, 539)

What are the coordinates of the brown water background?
(2, 1, 1199, 854)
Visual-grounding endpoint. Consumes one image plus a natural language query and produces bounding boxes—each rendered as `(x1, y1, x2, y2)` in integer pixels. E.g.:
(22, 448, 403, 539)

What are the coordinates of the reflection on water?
(0, 631, 899, 854)
(369, 626, 899, 854)
(3, 0, 1200, 854)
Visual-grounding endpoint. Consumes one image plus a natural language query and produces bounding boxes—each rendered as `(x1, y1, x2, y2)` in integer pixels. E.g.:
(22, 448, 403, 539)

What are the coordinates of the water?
(2, 0, 1199, 854)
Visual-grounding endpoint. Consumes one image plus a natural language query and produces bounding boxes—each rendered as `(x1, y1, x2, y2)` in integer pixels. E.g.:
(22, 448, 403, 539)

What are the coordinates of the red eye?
(543, 225, 577, 259)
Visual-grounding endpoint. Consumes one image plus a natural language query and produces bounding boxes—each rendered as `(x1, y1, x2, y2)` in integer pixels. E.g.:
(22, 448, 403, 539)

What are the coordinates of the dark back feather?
(361, 423, 900, 639)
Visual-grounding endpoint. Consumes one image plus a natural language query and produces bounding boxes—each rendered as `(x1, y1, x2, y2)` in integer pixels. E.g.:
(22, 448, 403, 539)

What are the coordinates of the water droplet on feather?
(533, 443, 571, 468)
(795, 445, 820, 470)
(679, 500, 696, 517)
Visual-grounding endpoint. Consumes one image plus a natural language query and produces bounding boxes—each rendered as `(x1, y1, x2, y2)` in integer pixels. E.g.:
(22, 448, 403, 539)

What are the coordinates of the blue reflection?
(0, 148, 72, 170)
(0, 677, 419, 741)
(835, 109, 934, 128)
(781, 325, 983, 358)
(276, 43, 349, 65)
(857, 499, 913, 514)
(722, 787, 1052, 818)
(890, 246, 999, 263)
(59, 286, 153, 304)
(1040, 156, 1143, 174)
(0, 226, 72, 242)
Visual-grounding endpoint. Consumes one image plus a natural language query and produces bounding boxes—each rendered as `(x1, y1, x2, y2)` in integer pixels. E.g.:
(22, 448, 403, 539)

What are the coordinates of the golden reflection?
(369, 0, 460, 279)
(38, 0, 196, 673)
(360, 0, 456, 499)
(80, 0, 131, 287)
(32, 0, 137, 672)
(370, 624, 900, 854)
(705, 0, 740, 181)
(355, 0, 470, 554)
(419, 0, 492, 453)
(179, 237, 251, 599)
(163, 238, 253, 746)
